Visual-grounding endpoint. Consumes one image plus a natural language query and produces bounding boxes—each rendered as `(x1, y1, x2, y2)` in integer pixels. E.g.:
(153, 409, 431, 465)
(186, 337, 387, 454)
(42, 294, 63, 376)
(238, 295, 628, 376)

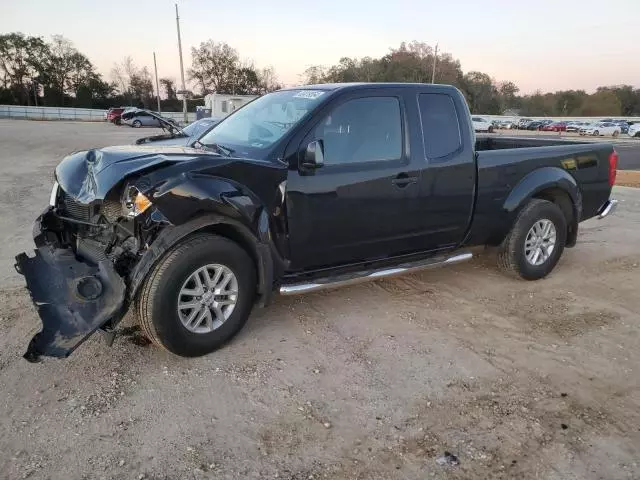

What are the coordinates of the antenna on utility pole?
(153, 52, 161, 114)
(431, 43, 438, 84)
(175, 3, 188, 123)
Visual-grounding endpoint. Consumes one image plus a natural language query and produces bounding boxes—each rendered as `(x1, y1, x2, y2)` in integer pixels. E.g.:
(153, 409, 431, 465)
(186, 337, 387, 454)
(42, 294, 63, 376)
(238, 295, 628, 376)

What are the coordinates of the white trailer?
(203, 93, 259, 118)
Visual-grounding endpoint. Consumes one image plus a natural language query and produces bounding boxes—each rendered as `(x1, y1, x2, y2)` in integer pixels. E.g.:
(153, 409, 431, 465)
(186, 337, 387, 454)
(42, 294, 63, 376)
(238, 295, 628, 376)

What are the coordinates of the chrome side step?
(279, 251, 473, 296)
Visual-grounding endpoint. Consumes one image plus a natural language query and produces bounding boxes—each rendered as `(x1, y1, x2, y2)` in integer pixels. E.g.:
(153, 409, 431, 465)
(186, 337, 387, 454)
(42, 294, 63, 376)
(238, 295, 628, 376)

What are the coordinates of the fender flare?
(502, 166, 582, 245)
(127, 212, 275, 308)
(503, 166, 581, 214)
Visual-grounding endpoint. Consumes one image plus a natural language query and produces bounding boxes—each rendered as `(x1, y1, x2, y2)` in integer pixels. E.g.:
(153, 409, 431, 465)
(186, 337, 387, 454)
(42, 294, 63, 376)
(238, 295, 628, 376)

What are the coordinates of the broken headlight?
(49, 181, 60, 207)
(123, 186, 152, 217)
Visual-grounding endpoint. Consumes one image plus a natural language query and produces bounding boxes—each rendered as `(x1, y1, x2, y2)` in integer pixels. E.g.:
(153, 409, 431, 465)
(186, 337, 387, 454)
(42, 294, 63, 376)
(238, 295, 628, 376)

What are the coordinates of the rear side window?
(418, 94, 462, 159)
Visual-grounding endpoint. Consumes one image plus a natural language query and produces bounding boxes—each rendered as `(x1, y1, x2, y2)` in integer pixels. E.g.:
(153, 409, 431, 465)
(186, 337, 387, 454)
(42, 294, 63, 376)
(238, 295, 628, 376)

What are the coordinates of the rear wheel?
(497, 199, 567, 280)
(136, 233, 256, 357)
(488, 126, 494, 133)
(613, 130, 619, 138)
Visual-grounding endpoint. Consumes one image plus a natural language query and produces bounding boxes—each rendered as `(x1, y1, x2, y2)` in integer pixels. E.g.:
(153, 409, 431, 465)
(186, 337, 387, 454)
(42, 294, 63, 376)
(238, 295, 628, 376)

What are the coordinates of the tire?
(593, 130, 599, 136)
(497, 199, 567, 280)
(488, 126, 494, 133)
(132, 120, 142, 128)
(613, 130, 619, 138)
(635, 132, 640, 138)
(136, 233, 256, 357)
(114, 118, 121, 126)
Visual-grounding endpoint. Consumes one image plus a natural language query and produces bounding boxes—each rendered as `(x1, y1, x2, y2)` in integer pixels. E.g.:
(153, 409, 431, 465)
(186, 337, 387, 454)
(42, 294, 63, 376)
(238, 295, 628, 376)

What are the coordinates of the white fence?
(0, 105, 107, 121)
(0, 105, 197, 123)
(1, 104, 638, 125)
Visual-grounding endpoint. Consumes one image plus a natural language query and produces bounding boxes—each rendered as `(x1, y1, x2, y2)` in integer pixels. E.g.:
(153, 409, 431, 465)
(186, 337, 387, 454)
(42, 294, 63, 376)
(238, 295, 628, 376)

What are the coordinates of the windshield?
(199, 89, 328, 154)
(182, 119, 218, 137)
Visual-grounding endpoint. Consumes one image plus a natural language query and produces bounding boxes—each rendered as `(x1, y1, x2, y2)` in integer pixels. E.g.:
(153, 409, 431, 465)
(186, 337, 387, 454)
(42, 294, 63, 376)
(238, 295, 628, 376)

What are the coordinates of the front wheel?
(613, 130, 619, 137)
(488, 126, 494, 133)
(132, 120, 142, 128)
(497, 199, 567, 280)
(136, 233, 256, 357)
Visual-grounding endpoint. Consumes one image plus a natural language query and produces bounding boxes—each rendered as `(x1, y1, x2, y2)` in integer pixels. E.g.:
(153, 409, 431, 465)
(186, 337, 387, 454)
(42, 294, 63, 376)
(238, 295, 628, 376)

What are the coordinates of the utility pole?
(175, 3, 188, 123)
(431, 43, 438, 84)
(153, 52, 161, 114)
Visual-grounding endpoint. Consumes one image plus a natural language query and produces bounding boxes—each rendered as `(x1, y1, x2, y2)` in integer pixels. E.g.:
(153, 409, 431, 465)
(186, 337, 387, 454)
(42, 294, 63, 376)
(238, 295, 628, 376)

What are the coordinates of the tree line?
(302, 41, 640, 117)
(1, 33, 639, 116)
(0, 33, 281, 111)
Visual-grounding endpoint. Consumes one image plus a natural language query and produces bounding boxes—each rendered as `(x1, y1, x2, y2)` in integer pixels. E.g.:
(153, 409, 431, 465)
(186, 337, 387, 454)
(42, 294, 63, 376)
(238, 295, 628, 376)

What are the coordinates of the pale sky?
(3, 0, 639, 94)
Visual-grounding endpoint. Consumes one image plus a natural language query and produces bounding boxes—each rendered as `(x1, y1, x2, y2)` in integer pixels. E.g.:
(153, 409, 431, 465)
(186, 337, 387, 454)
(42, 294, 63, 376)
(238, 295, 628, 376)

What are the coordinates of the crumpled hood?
(55, 145, 221, 204)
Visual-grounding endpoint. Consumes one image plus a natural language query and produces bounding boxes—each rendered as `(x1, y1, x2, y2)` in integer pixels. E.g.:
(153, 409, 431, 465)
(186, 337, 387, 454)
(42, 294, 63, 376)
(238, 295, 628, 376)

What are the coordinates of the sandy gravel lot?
(0, 120, 639, 480)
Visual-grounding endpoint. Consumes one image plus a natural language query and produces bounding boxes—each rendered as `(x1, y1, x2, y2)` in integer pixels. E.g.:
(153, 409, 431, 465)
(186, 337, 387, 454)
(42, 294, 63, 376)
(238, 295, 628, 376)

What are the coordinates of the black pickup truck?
(15, 83, 618, 361)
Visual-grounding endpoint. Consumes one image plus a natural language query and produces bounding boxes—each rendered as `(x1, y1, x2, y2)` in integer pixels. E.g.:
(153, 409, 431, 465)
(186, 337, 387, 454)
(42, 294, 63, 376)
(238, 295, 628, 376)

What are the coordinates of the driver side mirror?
(301, 140, 324, 170)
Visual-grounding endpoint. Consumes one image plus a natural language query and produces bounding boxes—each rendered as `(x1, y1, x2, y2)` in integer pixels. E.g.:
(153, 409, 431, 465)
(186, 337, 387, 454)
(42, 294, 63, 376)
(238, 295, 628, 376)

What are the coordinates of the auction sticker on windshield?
(293, 90, 325, 99)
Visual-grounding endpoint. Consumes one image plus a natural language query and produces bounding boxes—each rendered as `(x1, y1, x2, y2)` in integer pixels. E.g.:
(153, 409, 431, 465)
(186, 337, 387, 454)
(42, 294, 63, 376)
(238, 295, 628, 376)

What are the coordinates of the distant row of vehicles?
(470, 116, 638, 138)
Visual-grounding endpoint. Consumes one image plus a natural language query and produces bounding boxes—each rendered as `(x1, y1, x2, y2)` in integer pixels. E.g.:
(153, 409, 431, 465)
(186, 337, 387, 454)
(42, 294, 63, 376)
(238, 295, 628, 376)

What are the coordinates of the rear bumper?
(597, 199, 618, 219)
(15, 208, 126, 362)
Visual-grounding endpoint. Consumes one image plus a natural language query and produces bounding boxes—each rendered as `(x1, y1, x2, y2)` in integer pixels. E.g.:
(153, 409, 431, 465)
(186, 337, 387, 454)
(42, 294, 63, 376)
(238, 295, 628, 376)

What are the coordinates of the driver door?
(285, 90, 424, 270)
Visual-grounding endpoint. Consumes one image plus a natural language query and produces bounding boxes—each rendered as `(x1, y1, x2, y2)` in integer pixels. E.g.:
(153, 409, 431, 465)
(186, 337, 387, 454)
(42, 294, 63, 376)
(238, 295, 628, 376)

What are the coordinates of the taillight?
(608, 150, 618, 187)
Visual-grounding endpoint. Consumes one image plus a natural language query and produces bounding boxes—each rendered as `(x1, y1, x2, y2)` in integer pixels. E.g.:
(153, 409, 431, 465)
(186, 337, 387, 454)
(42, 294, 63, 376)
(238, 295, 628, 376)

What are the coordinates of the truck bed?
(475, 135, 590, 151)
(469, 136, 614, 247)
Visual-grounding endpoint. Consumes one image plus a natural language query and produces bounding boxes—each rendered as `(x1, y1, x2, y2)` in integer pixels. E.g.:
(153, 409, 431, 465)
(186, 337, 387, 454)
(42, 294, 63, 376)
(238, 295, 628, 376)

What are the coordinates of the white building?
(203, 93, 259, 118)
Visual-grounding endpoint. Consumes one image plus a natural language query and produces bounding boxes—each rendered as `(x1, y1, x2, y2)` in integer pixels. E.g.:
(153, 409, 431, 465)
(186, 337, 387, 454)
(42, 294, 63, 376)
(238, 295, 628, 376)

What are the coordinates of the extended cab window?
(419, 94, 462, 159)
(314, 97, 402, 165)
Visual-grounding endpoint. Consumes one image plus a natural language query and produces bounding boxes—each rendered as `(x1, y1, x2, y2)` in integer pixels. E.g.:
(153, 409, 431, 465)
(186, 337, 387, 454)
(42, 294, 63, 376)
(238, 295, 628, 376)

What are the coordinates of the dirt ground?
(0, 120, 639, 480)
(617, 170, 640, 188)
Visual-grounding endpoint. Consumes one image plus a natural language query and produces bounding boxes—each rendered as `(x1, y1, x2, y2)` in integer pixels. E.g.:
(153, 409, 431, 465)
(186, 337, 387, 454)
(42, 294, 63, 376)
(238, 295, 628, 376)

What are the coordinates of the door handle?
(391, 174, 418, 187)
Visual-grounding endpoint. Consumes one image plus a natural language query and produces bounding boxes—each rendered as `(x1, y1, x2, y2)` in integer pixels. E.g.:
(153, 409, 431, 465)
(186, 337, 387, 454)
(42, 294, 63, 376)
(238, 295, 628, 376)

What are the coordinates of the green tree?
(301, 65, 327, 84)
(581, 90, 622, 116)
(498, 81, 520, 112)
(111, 57, 155, 107)
(159, 77, 177, 100)
(461, 71, 500, 114)
(0, 32, 50, 104)
(188, 41, 240, 94)
(597, 85, 640, 116)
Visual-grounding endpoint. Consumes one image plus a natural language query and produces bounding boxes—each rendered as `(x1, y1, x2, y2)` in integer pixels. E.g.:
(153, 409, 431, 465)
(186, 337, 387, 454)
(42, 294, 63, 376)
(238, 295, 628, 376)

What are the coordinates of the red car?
(541, 121, 567, 132)
(106, 107, 126, 125)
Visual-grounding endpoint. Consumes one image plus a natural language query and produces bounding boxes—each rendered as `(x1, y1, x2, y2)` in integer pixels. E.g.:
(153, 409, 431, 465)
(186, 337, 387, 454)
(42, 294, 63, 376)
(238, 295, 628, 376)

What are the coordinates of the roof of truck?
(283, 82, 459, 92)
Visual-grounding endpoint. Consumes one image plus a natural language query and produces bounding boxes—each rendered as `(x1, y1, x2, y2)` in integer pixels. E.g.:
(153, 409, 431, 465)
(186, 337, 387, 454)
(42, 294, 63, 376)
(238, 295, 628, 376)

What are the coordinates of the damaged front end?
(16, 180, 159, 362)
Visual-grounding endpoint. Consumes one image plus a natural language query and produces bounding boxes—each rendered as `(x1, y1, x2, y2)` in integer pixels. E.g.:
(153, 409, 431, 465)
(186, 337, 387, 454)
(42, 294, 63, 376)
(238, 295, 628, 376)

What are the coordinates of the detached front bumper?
(15, 208, 126, 362)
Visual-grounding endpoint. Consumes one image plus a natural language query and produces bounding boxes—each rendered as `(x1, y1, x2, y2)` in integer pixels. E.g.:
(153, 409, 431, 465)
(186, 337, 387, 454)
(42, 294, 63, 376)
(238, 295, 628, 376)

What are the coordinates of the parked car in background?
(566, 121, 586, 133)
(613, 121, 629, 134)
(517, 118, 533, 129)
(121, 109, 180, 128)
(107, 107, 126, 125)
(526, 121, 544, 130)
(542, 121, 568, 132)
(472, 116, 494, 133)
(580, 122, 621, 137)
(135, 117, 221, 146)
(628, 123, 640, 138)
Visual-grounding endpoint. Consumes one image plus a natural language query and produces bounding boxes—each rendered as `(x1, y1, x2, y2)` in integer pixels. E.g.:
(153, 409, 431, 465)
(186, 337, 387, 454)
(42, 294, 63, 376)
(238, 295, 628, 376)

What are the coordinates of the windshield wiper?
(195, 141, 234, 157)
